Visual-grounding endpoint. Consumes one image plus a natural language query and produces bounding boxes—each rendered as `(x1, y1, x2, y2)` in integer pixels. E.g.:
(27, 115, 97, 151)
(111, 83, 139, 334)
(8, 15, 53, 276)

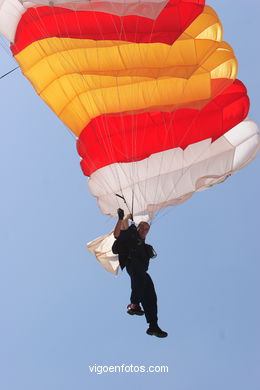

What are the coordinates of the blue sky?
(0, 1, 259, 389)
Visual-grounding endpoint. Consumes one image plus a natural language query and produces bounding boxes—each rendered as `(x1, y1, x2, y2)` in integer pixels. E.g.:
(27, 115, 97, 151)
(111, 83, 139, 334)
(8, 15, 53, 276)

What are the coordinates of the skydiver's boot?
(127, 303, 144, 316)
(146, 322, 168, 338)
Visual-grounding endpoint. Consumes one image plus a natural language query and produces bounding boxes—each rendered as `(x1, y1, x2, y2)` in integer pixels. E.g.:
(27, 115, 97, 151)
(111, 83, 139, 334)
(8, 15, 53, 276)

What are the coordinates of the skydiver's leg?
(127, 266, 158, 323)
(141, 273, 158, 325)
(127, 262, 167, 337)
(125, 259, 146, 315)
(126, 258, 146, 305)
(130, 289, 139, 305)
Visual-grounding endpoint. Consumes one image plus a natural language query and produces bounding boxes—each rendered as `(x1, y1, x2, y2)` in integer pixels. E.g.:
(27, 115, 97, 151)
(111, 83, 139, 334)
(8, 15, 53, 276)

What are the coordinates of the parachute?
(0, 0, 259, 271)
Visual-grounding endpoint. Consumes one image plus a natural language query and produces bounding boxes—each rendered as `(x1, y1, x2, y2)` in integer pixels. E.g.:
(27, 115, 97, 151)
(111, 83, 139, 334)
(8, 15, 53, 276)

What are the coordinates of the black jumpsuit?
(112, 225, 158, 325)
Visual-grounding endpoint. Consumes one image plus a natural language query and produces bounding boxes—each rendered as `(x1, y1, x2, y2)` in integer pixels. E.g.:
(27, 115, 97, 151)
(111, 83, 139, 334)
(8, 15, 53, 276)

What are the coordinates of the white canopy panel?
(23, 0, 169, 18)
(88, 119, 260, 219)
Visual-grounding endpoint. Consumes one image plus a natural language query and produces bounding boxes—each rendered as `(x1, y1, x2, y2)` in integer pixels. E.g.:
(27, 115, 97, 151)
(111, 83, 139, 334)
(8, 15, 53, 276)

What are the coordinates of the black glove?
(117, 208, 124, 220)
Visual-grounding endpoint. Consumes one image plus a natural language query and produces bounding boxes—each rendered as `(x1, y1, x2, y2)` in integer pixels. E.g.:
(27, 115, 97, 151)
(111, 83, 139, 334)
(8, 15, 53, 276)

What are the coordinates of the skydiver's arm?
(114, 208, 124, 238)
(114, 219, 124, 238)
(121, 214, 133, 230)
(113, 210, 132, 238)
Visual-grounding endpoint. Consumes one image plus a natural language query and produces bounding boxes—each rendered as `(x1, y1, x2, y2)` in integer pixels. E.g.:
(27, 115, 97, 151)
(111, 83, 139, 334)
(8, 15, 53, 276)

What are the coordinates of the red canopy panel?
(77, 79, 249, 176)
(12, 0, 205, 54)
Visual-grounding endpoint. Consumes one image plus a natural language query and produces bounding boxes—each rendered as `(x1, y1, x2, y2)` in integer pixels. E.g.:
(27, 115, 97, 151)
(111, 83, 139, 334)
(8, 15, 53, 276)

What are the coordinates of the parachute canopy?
(1, 0, 259, 220)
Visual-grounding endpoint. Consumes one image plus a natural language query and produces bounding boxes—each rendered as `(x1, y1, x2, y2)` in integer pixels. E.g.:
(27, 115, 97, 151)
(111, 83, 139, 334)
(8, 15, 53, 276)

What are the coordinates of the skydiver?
(112, 208, 168, 338)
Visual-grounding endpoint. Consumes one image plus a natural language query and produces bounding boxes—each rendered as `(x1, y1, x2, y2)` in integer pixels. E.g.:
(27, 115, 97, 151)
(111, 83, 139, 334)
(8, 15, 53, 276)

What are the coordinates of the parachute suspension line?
(115, 193, 132, 217)
(133, 18, 180, 220)
(140, 45, 179, 223)
(104, 9, 137, 202)
(131, 188, 135, 221)
(139, 17, 157, 217)
(91, 8, 157, 217)
(65, 3, 127, 204)
(130, 15, 157, 217)
(0, 66, 19, 79)
(144, 39, 190, 223)
(118, 13, 180, 221)
(149, 109, 177, 224)
(149, 30, 200, 220)
(89, 8, 151, 217)
(102, 4, 153, 215)
(87, 6, 130, 205)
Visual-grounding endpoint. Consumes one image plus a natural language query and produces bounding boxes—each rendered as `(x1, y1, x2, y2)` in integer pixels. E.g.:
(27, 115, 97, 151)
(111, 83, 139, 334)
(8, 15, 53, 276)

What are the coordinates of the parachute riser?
(115, 192, 134, 221)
